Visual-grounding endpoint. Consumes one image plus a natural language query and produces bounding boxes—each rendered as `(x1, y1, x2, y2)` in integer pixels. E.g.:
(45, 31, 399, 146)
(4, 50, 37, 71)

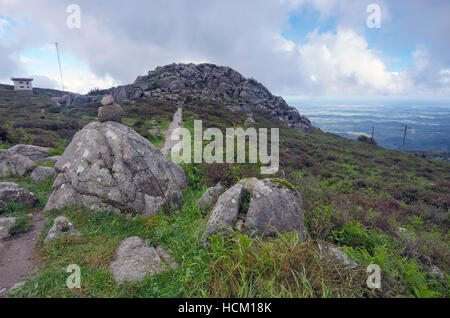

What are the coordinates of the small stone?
(30, 166, 56, 183)
(101, 94, 115, 106)
(318, 242, 358, 269)
(109, 237, 178, 283)
(44, 216, 80, 244)
(198, 183, 225, 211)
(0, 182, 38, 208)
(0, 217, 16, 239)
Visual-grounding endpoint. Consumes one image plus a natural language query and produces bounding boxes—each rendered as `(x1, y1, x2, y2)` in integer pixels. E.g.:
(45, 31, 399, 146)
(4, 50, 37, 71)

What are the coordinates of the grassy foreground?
(8, 166, 372, 298)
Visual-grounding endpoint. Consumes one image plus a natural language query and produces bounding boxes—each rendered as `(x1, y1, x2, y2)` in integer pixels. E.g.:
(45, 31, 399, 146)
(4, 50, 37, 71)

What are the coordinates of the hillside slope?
(0, 65, 448, 298)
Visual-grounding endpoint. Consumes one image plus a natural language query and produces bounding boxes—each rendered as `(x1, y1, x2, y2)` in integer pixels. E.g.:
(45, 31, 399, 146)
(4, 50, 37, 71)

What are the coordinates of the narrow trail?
(0, 210, 46, 297)
(161, 106, 183, 156)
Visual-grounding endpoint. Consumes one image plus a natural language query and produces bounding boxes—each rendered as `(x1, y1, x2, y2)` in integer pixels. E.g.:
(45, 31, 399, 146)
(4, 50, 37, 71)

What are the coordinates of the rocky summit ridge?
(111, 63, 313, 133)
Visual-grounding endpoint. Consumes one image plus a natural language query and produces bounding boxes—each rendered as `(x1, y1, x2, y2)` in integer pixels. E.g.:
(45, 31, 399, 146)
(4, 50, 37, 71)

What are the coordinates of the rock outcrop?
(44, 121, 188, 216)
(202, 178, 307, 242)
(8, 144, 51, 161)
(30, 166, 56, 183)
(111, 63, 313, 133)
(44, 216, 80, 244)
(109, 236, 178, 283)
(51, 93, 92, 107)
(198, 183, 225, 211)
(0, 182, 38, 208)
(0, 150, 36, 178)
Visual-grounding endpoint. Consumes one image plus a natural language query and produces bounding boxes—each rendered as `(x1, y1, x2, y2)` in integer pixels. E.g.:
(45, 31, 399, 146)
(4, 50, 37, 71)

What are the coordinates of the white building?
(11, 78, 33, 94)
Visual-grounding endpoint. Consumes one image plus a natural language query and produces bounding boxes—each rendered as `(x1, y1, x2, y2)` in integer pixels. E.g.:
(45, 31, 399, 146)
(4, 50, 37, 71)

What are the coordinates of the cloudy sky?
(1, 0, 449, 98)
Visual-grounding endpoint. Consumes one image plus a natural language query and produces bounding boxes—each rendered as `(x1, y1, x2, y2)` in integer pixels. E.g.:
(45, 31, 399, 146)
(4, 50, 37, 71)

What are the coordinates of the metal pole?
(402, 125, 408, 150)
(55, 42, 64, 92)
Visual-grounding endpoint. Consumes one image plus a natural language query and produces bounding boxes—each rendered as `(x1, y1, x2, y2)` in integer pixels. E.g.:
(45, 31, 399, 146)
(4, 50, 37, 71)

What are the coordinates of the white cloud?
(0, 0, 448, 96)
(280, 28, 409, 95)
(0, 18, 9, 35)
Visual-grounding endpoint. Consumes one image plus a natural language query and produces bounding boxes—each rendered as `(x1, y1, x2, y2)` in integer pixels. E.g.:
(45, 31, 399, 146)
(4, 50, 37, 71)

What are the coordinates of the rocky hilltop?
(111, 63, 313, 133)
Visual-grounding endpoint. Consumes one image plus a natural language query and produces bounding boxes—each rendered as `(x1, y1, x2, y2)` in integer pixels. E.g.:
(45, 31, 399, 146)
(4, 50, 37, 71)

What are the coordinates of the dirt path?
(161, 106, 183, 156)
(0, 210, 46, 297)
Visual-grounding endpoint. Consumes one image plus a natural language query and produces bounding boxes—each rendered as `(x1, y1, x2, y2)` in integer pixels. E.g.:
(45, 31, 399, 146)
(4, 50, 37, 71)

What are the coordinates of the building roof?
(11, 78, 33, 81)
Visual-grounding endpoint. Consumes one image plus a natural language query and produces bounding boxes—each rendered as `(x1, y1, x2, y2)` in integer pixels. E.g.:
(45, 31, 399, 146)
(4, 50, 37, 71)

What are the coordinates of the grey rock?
(0, 182, 38, 208)
(202, 178, 307, 242)
(101, 94, 114, 106)
(202, 183, 243, 241)
(30, 166, 56, 183)
(65, 93, 92, 106)
(8, 144, 52, 161)
(109, 236, 178, 283)
(198, 183, 225, 211)
(98, 103, 125, 123)
(51, 95, 68, 107)
(111, 85, 134, 102)
(44, 121, 188, 216)
(0, 150, 37, 178)
(243, 179, 306, 239)
(0, 217, 15, 239)
(44, 216, 80, 244)
(318, 242, 358, 268)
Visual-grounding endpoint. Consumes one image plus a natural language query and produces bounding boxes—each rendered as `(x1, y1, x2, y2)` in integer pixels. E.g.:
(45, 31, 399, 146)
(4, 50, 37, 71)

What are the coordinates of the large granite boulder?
(44, 121, 188, 216)
(0, 150, 36, 178)
(8, 144, 51, 161)
(202, 178, 307, 242)
(44, 216, 80, 244)
(0, 182, 38, 208)
(109, 236, 178, 283)
(30, 166, 56, 183)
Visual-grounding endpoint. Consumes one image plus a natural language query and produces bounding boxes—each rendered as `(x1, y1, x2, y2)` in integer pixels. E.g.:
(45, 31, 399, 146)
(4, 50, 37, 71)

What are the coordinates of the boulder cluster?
(0, 144, 58, 180)
(201, 178, 307, 243)
(51, 93, 92, 107)
(111, 63, 313, 133)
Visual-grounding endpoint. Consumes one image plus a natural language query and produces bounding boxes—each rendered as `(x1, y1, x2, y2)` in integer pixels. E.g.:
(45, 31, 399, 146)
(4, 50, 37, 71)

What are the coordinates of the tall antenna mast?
(55, 42, 64, 92)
